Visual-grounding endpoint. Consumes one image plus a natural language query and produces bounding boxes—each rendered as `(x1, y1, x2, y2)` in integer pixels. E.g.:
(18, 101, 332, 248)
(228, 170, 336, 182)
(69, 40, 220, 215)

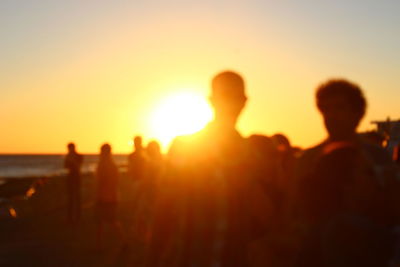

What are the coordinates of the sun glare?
(150, 92, 213, 148)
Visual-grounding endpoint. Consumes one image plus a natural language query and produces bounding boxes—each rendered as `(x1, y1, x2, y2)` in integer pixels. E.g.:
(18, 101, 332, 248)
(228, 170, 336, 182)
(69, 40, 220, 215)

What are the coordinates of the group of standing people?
(65, 70, 400, 267)
(64, 137, 163, 249)
(145, 71, 400, 267)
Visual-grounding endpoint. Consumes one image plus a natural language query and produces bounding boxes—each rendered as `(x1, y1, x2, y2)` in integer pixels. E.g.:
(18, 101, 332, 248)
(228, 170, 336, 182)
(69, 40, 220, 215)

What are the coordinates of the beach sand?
(0, 173, 147, 267)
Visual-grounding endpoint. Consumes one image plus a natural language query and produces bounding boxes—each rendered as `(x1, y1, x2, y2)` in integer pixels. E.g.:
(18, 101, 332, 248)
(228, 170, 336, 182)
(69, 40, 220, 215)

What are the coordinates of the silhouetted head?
(248, 135, 276, 157)
(271, 133, 292, 152)
(67, 142, 76, 153)
(100, 143, 111, 157)
(134, 136, 143, 151)
(316, 79, 367, 141)
(210, 71, 247, 127)
(147, 140, 161, 158)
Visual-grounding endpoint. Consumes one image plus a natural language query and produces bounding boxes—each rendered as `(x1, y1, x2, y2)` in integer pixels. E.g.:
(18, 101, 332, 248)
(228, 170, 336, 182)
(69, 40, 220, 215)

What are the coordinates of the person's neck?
(212, 116, 237, 132)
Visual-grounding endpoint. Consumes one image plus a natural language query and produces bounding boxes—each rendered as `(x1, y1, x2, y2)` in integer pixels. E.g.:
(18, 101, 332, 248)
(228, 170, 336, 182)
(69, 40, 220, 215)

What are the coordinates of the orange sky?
(1, 1, 399, 154)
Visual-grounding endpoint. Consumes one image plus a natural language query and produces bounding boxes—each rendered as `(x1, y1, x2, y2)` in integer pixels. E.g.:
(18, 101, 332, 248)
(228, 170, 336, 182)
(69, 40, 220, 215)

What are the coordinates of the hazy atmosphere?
(1, 0, 399, 153)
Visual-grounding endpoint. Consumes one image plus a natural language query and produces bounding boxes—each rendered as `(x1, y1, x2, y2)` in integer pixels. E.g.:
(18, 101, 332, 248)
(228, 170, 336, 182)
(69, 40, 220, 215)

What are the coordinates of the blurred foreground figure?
(64, 142, 83, 224)
(146, 71, 272, 267)
(95, 144, 125, 249)
(295, 79, 400, 267)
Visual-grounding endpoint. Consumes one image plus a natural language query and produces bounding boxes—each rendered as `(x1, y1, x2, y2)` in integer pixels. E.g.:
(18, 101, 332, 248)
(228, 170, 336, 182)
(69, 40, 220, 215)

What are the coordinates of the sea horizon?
(0, 154, 130, 179)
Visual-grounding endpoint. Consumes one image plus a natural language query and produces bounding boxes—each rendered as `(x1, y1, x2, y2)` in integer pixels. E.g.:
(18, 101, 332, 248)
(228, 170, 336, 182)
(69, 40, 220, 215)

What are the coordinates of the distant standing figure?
(96, 143, 125, 249)
(133, 140, 164, 243)
(128, 136, 147, 181)
(64, 142, 83, 224)
(146, 140, 164, 183)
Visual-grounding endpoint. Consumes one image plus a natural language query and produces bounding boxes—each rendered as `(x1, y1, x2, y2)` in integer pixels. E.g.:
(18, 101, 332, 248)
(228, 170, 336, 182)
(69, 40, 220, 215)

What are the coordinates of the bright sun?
(149, 92, 213, 148)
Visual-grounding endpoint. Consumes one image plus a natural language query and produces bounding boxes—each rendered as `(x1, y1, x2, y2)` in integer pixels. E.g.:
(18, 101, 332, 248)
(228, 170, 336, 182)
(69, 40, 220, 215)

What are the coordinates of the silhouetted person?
(64, 142, 83, 224)
(271, 133, 297, 208)
(295, 79, 399, 267)
(95, 143, 125, 249)
(271, 133, 296, 179)
(248, 134, 281, 211)
(146, 140, 164, 184)
(248, 134, 278, 184)
(247, 134, 295, 267)
(128, 136, 147, 181)
(134, 140, 164, 243)
(146, 71, 272, 267)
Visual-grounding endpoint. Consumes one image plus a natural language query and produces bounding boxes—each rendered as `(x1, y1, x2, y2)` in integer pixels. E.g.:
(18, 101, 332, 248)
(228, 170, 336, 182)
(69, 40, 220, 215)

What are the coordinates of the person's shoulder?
(169, 126, 210, 152)
(168, 133, 199, 155)
(167, 128, 211, 166)
(246, 134, 275, 148)
(299, 142, 325, 162)
(72, 152, 83, 160)
(128, 151, 145, 160)
(128, 151, 136, 159)
(246, 134, 277, 158)
(295, 142, 325, 179)
(360, 140, 392, 164)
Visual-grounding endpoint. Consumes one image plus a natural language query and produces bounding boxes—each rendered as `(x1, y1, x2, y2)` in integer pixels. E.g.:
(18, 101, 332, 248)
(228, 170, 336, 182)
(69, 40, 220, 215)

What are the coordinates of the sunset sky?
(1, 0, 399, 154)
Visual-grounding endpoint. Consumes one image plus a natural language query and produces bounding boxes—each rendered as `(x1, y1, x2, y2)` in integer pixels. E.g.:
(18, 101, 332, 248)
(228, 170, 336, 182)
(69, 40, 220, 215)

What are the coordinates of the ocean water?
(0, 154, 129, 179)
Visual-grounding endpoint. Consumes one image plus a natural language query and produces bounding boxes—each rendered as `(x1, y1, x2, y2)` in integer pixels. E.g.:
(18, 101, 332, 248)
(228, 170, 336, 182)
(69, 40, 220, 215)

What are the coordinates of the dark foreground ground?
(0, 174, 146, 267)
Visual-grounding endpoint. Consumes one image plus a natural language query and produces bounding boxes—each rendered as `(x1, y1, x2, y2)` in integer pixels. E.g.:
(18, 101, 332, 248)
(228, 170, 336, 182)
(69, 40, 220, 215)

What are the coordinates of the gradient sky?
(1, 0, 399, 153)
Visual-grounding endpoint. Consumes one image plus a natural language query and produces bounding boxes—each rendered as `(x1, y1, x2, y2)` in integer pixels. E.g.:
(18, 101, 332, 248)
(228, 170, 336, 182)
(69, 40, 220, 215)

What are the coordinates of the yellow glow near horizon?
(149, 92, 213, 148)
(2, 2, 399, 155)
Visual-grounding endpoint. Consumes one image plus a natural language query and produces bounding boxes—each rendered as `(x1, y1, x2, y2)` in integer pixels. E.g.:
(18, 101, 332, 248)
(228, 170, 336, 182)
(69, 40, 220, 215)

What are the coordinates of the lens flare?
(150, 92, 213, 148)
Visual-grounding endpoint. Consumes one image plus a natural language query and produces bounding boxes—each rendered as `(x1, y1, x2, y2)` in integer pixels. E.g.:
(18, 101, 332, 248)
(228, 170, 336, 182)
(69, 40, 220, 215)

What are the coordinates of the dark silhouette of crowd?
(64, 71, 400, 267)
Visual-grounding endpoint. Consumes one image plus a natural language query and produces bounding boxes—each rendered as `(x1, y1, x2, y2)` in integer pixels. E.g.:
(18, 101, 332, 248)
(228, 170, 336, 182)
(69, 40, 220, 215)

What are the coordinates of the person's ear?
(241, 96, 248, 109)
